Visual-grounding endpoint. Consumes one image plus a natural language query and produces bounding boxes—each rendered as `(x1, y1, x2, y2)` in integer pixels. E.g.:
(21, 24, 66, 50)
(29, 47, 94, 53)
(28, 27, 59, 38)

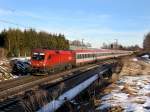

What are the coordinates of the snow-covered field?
(96, 75, 150, 112)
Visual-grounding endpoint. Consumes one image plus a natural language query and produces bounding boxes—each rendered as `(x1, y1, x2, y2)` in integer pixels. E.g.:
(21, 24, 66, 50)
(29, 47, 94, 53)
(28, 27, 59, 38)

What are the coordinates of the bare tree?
(143, 32, 150, 52)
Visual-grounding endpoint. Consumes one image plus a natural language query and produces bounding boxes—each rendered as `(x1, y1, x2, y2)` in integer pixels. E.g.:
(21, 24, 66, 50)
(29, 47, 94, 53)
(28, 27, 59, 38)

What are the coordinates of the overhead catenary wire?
(0, 8, 66, 36)
(0, 8, 37, 30)
(0, 19, 54, 33)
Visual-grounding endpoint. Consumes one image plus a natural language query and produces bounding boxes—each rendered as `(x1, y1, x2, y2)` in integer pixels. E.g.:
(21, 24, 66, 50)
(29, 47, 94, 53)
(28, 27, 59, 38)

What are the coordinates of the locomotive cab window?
(32, 52, 45, 60)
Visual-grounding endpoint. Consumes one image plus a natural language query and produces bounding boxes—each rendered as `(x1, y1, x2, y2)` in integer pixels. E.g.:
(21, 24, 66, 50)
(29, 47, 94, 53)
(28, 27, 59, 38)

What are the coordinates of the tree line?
(0, 28, 69, 57)
(101, 42, 140, 51)
(70, 40, 91, 47)
(143, 32, 150, 52)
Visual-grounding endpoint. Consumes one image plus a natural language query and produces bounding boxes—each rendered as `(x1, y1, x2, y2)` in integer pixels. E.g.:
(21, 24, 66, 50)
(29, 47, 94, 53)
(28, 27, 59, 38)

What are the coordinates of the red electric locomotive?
(31, 49, 75, 73)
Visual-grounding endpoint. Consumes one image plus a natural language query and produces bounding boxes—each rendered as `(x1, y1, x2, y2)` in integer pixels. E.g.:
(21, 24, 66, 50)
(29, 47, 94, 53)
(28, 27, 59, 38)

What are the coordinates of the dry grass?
(20, 89, 52, 112)
(119, 58, 150, 76)
(121, 83, 138, 96)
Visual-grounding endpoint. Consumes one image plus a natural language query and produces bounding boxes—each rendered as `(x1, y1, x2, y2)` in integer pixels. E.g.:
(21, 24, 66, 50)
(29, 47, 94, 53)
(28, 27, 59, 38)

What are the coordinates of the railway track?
(0, 65, 104, 112)
(0, 58, 116, 100)
(0, 76, 44, 92)
(0, 63, 104, 101)
(0, 62, 117, 112)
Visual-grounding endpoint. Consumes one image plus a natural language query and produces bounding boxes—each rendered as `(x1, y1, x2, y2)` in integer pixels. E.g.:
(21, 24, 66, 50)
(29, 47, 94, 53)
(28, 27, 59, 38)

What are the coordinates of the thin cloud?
(0, 8, 13, 15)
(0, 8, 46, 20)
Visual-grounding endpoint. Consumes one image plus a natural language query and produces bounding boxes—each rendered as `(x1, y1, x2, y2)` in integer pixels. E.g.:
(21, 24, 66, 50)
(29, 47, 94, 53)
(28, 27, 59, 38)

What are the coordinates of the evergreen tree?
(0, 28, 69, 57)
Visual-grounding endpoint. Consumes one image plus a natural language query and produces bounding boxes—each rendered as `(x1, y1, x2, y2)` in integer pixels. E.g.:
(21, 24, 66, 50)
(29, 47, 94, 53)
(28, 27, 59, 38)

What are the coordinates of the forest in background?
(0, 28, 149, 57)
(0, 28, 69, 57)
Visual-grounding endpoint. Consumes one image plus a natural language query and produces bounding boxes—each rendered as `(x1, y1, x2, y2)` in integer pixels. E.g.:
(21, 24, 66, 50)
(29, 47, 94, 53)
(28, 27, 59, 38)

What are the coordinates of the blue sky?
(0, 0, 150, 48)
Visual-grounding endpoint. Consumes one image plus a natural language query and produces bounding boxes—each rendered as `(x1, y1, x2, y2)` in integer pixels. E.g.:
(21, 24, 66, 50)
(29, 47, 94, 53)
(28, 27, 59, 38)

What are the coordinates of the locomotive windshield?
(32, 52, 45, 60)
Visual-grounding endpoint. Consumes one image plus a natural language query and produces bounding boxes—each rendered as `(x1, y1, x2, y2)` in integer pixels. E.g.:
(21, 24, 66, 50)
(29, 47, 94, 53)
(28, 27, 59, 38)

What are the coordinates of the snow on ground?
(132, 58, 138, 62)
(96, 75, 150, 112)
(10, 57, 31, 62)
(138, 53, 150, 64)
(96, 56, 150, 112)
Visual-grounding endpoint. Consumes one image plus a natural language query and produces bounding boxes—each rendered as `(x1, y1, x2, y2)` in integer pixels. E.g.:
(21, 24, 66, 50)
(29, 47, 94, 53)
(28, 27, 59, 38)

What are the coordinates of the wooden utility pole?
(82, 38, 84, 50)
(8, 39, 10, 52)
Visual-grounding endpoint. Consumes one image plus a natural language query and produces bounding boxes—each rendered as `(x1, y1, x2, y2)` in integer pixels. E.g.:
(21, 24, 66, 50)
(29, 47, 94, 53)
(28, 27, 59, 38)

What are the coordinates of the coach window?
(84, 54, 86, 58)
(80, 54, 82, 59)
(77, 54, 79, 59)
(78, 54, 80, 59)
(79, 54, 81, 59)
(83, 54, 85, 58)
(97, 53, 99, 57)
(82, 54, 84, 58)
(81, 54, 83, 59)
(85, 54, 87, 58)
(89, 54, 91, 58)
(90, 54, 92, 57)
